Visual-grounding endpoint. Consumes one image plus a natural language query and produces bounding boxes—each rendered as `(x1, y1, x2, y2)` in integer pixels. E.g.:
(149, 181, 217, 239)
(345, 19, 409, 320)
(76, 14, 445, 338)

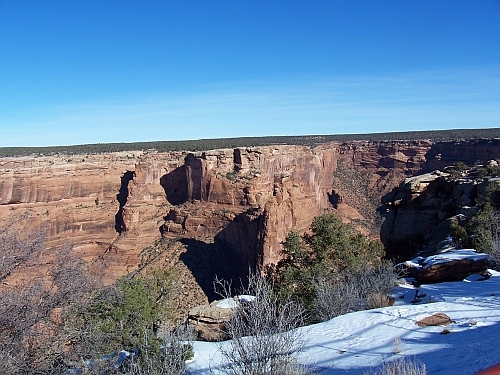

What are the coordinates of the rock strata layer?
(1, 138, 499, 287)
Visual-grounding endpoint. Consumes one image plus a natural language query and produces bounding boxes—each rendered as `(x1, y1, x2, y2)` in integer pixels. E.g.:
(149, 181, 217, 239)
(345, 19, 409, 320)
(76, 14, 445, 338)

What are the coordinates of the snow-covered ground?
(187, 269, 500, 375)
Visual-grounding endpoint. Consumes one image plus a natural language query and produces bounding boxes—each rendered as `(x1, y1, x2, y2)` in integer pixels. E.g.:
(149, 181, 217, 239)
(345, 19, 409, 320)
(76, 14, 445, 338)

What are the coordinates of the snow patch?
(189, 270, 500, 375)
(215, 295, 256, 309)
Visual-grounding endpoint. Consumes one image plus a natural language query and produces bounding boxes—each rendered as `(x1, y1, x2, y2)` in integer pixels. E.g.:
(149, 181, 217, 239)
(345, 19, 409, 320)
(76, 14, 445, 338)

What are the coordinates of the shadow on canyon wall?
(165, 209, 264, 302)
(160, 153, 206, 205)
(178, 238, 249, 302)
(328, 190, 342, 209)
(115, 171, 135, 233)
(160, 166, 189, 205)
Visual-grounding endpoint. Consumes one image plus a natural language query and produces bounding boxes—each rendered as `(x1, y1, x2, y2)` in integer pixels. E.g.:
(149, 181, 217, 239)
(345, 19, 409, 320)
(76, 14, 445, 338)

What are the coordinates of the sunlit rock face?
(1, 138, 499, 286)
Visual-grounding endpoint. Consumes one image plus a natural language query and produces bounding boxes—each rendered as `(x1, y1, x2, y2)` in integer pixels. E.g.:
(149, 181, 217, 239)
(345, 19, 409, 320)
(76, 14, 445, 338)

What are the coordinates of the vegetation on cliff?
(65, 268, 195, 374)
(465, 175, 500, 265)
(270, 213, 393, 322)
(66, 269, 177, 352)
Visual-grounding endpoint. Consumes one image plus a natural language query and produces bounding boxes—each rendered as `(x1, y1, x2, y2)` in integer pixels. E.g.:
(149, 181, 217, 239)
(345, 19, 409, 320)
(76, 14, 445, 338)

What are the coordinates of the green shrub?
(466, 181, 500, 258)
(273, 213, 385, 315)
(468, 206, 498, 254)
(65, 269, 179, 359)
(450, 220, 468, 247)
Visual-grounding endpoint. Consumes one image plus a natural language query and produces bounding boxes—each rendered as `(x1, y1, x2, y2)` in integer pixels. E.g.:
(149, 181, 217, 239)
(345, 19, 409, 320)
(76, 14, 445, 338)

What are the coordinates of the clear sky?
(1, 1, 499, 147)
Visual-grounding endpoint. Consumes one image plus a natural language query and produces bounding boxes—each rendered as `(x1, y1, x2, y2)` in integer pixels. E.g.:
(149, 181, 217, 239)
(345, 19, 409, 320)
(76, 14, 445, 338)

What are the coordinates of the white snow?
(215, 295, 256, 309)
(421, 249, 491, 268)
(187, 271, 500, 375)
(237, 295, 256, 303)
(403, 249, 491, 269)
(215, 298, 237, 309)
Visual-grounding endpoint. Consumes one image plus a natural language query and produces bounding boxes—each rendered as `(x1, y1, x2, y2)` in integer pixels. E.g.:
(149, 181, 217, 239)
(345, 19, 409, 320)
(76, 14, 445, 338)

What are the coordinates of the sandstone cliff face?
(380, 171, 456, 260)
(381, 165, 500, 261)
(1, 138, 499, 288)
(153, 145, 336, 266)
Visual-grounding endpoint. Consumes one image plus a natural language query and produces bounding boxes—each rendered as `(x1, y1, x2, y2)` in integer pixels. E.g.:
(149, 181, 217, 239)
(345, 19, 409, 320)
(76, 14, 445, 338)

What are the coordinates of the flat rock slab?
(415, 313, 452, 327)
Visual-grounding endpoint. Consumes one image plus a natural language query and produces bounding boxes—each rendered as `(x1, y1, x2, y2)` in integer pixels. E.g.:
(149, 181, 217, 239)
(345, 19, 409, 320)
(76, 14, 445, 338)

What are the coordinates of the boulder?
(399, 249, 496, 284)
(187, 300, 235, 342)
(187, 295, 257, 341)
(415, 313, 452, 327)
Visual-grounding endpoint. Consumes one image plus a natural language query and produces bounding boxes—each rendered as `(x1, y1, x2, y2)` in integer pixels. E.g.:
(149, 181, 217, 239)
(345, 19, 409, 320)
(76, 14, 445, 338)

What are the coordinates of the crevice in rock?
(115, 170, 135, 233)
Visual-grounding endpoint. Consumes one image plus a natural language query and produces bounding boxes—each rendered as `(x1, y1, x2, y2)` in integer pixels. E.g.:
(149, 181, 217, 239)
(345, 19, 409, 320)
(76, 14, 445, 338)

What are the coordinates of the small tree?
(65, 269, 178, 360)
(467, 182, 500, 266)
(274, 213, 385, 314)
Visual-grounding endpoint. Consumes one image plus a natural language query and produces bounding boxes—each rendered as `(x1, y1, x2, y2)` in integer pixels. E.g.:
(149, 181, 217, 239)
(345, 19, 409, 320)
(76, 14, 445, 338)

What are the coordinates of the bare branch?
(219, 270, 308, 375)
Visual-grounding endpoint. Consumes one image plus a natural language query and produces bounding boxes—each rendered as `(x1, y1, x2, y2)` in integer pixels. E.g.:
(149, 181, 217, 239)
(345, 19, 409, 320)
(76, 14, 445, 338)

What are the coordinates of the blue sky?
(1, 1, 499, 147)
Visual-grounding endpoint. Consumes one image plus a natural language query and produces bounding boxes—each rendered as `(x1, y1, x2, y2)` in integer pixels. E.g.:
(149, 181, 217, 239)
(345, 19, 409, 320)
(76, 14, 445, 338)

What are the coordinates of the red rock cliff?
(1, 138, 499, 284)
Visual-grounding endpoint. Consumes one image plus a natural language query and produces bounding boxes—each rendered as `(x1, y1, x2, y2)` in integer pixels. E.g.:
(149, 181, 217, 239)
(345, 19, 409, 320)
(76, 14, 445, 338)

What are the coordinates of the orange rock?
(1, 139, 499, 289)
(415, 313, 452, 327)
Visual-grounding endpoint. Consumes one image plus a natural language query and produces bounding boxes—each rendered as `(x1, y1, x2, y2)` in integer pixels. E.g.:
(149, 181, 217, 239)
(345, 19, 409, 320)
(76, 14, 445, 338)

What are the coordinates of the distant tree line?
(1, 127, 499, 158)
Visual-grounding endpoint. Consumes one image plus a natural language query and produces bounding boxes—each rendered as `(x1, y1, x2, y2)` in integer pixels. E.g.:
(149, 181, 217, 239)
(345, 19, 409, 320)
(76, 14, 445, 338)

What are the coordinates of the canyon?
(1, 137, 499, 308)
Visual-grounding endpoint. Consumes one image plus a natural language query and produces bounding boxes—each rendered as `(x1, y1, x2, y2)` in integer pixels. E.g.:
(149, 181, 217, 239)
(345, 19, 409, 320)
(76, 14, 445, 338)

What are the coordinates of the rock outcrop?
(399, 249, 496, 284)
(187, 301, 234, 341)
(1, 138, 499, 293)
(156, 145, 337, 266)
(381, 161, 500, 260)
(187, 295, 257, 341)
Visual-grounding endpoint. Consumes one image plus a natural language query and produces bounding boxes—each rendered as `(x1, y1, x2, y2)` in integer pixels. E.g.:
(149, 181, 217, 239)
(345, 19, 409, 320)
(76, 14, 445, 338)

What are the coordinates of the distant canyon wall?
(1, 138, 499, 281)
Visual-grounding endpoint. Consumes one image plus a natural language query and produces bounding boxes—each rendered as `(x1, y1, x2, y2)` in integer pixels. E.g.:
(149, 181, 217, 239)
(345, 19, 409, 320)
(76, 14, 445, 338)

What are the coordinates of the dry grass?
(392, 337, 403, 354)
(365, 358, 427, 375)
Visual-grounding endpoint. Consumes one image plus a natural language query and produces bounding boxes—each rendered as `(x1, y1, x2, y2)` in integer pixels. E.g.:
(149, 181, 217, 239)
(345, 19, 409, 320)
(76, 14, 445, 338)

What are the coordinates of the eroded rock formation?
(187, 300, 235, 341)
(381, 166, 500, 261)
(1, 138, 499, 292)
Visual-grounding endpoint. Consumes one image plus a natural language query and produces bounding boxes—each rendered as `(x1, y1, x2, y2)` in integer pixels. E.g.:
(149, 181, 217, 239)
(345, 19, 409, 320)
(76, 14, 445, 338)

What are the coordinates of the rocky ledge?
(398, 249, 496, 284)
